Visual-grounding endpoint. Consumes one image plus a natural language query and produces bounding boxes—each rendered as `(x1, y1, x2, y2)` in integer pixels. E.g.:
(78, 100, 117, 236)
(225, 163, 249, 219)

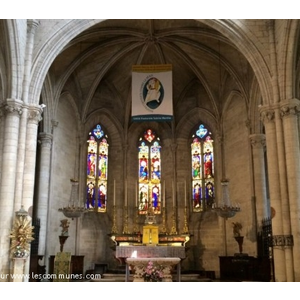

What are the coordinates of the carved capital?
(3, 99, 23, 117)
(51, 119, 59, 129)
(245, 119, 251, 130)
(28, 105, 43, 124)
(259, 105, 275, 124)
(38, 132, 53, 149)
(280, 98, 300, 118)
(272, 235, 294, 247)
(27, 19, 40, 33)
(249, 134, 266, 149)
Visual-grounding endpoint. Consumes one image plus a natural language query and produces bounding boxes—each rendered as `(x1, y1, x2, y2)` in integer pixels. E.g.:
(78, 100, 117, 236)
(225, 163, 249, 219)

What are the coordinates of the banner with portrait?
(132, 64, 173, 122)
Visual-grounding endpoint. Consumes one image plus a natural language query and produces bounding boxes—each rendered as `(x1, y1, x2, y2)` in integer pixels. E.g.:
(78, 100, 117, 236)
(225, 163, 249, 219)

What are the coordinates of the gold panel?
(142, 225, 159, 245)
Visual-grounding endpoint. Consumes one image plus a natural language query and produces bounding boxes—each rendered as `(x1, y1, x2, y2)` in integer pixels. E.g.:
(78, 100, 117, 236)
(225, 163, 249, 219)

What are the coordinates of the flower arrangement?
(142, 261, 163, 282)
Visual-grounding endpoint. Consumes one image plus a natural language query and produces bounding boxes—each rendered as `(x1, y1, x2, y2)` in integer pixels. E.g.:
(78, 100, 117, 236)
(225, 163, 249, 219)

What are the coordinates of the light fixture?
(58, 179, 87, 220)
(212, 179, 241, 219)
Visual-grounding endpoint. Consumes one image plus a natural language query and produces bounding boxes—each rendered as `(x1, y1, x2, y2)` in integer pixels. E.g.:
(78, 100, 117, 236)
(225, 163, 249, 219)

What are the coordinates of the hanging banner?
(132, 64, 173, 122)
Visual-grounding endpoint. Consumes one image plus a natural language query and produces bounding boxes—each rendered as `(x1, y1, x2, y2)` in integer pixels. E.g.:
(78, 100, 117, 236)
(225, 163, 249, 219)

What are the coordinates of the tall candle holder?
(182, 206, 189, 234)
(133, 206, 139, 233)
(122, 205, 129, 234)
(169, 206, 177, 235)
(59, 235, 68, 252)
(111, 205, 118, 234)
(160, 207, 167, 234)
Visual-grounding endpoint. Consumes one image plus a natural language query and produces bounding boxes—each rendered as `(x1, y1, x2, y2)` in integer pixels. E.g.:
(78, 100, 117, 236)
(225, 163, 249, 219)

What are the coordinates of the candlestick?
(113, 179, 116, 206)
(136, 182, 138, 207)
(184, 181, 187, 206)
(125, 180, 127, 206)
(163, 181, 165, 208)
(172, 180, 175, 207)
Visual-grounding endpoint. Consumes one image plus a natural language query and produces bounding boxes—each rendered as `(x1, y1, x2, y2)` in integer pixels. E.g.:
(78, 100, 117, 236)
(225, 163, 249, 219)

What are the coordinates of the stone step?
(90, 273, 212, 282)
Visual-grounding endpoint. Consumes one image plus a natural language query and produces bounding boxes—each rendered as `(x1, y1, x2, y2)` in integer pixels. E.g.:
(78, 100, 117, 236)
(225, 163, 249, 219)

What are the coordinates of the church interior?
(1, 19, 300, 283)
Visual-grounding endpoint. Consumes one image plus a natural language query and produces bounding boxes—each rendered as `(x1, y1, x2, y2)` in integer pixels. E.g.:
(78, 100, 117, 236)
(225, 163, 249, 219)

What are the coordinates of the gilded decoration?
(9, 212, 34, 258)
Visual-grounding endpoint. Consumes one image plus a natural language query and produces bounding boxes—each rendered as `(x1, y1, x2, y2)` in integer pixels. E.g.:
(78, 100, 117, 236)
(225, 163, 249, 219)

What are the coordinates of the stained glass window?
(86, 124, 109, 212)
(138, 129, 161, 214)
(191, 124, 214, 212)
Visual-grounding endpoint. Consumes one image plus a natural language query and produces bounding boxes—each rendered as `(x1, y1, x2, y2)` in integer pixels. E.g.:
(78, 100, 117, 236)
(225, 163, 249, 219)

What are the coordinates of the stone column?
(0, 109, 4, 184)
(44, 120, 58, 275)
(13, 106, 28, 212)
(22, 105, 43, 281)
(171, 142, 178, 234)
(280, 99, 300, 281)
(14, 19, 40, 212)
(259, 105, 286, 281)
(273, 105, 294, 282)
(22, 105, 43, 212)
(0, 99, 23, 281)
(249, 134, 268, 224)
(36, 132, 53, 257)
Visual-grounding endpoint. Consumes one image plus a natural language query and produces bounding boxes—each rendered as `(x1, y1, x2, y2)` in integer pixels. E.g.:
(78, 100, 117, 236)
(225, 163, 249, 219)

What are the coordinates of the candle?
(163, 181, 165, 208)
(113, 180, 116, 206)
(172, 180, 175, 207)
(125, 180, 127, 206)
(184, 181, 187, 206)
(136, 182, 138, 207)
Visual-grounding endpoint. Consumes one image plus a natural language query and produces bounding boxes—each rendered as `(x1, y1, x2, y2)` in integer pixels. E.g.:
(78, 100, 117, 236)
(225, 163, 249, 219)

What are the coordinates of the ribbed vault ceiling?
(50, 19, 252, 122)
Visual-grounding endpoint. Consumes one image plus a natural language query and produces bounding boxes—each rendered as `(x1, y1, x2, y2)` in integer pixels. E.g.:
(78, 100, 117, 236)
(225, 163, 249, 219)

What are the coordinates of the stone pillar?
(14, 19, 40, 212)
(259, 105, 286, 281)
(249, 134, 269, 224)
(36, 133, 53, 257)
(44, 120, 58, 274)
(280, 99, 300, 281)
(22, 105, 43, 281)
(0, 109, 4, 184)
(22, 105, 43, 211)
(273, 105, 294, 282)
(0, 99, 23, 281)
(14, 106, 28, 212)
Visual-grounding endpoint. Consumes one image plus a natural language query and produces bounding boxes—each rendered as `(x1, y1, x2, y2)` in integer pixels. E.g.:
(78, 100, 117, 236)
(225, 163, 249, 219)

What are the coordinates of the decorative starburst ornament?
(9, 210, 34, 258)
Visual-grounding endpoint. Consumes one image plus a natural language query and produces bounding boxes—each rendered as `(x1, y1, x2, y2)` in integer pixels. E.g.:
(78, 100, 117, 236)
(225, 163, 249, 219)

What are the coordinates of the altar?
(116, 245, 185, 282)
(126, 257, 181, 282)
(110, 201, 190, 282)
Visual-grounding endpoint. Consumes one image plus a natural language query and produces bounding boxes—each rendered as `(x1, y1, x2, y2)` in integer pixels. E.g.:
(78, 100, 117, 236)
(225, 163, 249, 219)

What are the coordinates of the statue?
(60, 219, 70, 236)
(232, 222, 245, 255)
(232, 222, 242, 237)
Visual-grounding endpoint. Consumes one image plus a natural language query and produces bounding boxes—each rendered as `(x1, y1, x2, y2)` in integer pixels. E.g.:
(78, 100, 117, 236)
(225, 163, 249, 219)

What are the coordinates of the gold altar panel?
(142, 225, 159, 245)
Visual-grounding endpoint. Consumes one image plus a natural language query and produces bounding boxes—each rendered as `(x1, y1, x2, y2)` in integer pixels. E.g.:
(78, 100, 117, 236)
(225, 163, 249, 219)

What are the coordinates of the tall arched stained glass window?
(86, 124, 109, 212)
(138, 129, 161, 215)
(191, 124, 215, 212)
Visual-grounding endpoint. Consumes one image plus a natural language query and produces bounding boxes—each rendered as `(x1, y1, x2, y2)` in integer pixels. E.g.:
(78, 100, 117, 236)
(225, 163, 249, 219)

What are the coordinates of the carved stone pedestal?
(11, 257, 27, 282)
(126, 257, 180, 282)
(234, 236, 244, 254)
